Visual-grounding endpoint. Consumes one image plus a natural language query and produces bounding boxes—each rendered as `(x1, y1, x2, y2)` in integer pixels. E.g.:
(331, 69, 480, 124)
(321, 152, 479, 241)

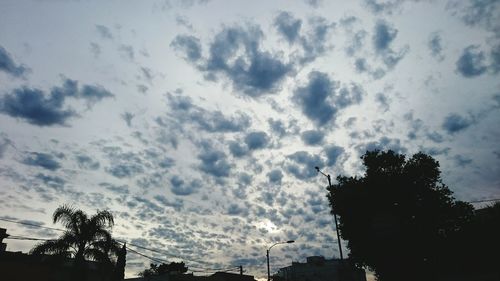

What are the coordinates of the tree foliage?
(139, 262, 188, 277)
(31, 205, 120, 280)
(326, 150, 480, 280)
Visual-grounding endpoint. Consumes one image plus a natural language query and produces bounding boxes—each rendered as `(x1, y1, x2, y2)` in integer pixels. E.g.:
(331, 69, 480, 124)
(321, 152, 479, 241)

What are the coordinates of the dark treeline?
(327, 150, 500, 281)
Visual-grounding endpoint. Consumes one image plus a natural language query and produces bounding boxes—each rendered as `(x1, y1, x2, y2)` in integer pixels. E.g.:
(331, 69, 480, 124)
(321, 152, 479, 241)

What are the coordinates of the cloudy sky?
(0, 0, 499, 279)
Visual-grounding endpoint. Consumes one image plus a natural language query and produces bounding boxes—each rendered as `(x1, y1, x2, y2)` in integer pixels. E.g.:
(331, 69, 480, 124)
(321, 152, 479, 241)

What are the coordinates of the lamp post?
(267, 240, 295, 281)
(315, 166, 344, 261)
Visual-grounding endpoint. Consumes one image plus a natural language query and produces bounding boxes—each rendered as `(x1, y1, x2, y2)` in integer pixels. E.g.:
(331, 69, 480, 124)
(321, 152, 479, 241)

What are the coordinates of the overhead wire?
(0, 228, 239, 274)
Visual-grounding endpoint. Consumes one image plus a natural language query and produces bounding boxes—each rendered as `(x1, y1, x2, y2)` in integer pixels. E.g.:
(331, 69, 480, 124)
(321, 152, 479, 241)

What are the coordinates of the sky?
(0, 0, 499, 279)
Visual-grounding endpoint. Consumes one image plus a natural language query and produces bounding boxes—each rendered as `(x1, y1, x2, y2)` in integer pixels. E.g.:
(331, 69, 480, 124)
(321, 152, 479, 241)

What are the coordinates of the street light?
(267, 240, 295, 281)
(315, 166, 344, 261)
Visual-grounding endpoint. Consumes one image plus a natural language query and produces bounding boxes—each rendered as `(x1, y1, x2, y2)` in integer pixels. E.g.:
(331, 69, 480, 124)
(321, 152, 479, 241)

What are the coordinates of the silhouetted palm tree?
(31, 205, 119, 279)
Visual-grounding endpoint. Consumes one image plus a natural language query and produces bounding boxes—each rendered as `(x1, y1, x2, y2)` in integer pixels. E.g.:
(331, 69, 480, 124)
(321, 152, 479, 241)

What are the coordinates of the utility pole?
(315, 167, 344, 261)
(239, 265, 243, 275)
(267, 249, 270, 281)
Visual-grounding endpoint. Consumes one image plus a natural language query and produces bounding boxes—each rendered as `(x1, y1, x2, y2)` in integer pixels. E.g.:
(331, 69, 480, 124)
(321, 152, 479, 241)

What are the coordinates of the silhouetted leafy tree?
(139, 262, 188, 277)
(326, 150, 474, 281)
(31, 205, 120, 281)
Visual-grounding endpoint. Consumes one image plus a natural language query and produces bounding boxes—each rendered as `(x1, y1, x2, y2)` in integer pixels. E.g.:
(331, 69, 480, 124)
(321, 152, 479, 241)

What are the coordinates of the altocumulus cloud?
(197, 142, 231, 178)
(22, 152, 61, 171)
(456, 45, 487, 77)
(372, 20, 408, 69)
(166, 93, 251, 132)
(442, 113, 474, 134)
(0, 45, 29, 78)
(170, 35, 202, 62)
(274, 11, 302, 44)
(172, 24, 292, 97)
(0, 79, 113, 126)
(301, 130, 325, 145)
(244, 131, 269, 150)
(293, 71, 363, 125)
(286, 151, 324, 180)
(169, 175, 201, 196)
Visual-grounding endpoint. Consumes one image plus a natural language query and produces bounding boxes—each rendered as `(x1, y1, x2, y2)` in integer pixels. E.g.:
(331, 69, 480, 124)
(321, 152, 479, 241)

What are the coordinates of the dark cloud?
(345, 30, 367, 56)
(154, 195, 184, 211)
(357, 137, 407, 154)
(0, 45, 29, 77)
(301, 130, 325, 145)
(228, 140, 248, 158)
(293, 72, 336, 125)
(35, 173, 66, 191)
(324, 145, 344, 166)
(299, 17, 335, 64)
(166, 94, 251, 132)
(375, 92, 390, 112)
(489, 44, 500, 73)
(159, 157, 175, 169)
(106, 163, 144, 178)
(227, 203, 248, 216)
(267, 169, 283, 185)
(121, 112, 135, 127)
(373, 20, 398, 52)
(449, 0, 500, 38)
(78, 84, 114, 108)
(99, 182, 129, 195)
(0, 79, 113, 126)
(244, 131, 269, 150)
(175, 15, 194, 30)
(0, 87, 76, 126)
(140, 67, 154, 84)
(0, 134, 12, 158)
(286, 151, 324, 180)
(169, 175, 200, 196)
(268, 118, 287, 137)
(75, 154, 100, 170)
(103, 148, 145, 179)
(427, 131, 444, 143)
(354, 58, 368, 72)
(170, 35, 202, 61)
(454, 154, 473, 167)
(274, 11, 302, 44)
(198, 142, 231, 178)
(442, 113, 474, 134)
(206, 25, 292, 96)
(364, 0, 403, 15)
(173, 25, 292, 97)
(23, 152, 61, 171)
(293, 71, 363, 125)
(95, 25, 113, 39)
(456, 45, 487, 77)
(372, 20, 408, 69)
(428, 32, 444, 61)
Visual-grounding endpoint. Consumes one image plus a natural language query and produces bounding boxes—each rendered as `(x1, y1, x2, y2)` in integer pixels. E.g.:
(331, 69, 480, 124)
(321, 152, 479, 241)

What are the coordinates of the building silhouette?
(275, 256, 366, 281)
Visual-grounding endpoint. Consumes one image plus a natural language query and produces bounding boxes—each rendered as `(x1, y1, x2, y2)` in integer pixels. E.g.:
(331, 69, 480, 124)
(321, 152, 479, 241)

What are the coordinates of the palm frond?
(90, 210, 114, 228)
(30, 239, 72, 257)
(84, 247, 112, 264)
(53, 205, 76, 228)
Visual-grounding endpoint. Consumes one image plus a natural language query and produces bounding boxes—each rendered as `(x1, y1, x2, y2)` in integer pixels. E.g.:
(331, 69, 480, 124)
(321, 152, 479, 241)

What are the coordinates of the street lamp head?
(314, 166, 320, 172)
(286, 240, 295, 244)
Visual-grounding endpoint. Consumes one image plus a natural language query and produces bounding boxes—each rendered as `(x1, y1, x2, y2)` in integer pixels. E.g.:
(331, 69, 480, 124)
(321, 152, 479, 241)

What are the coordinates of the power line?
(0, 218, 64, 232)
(0, 230, 238, 274)
(6, 235, 54, 241)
